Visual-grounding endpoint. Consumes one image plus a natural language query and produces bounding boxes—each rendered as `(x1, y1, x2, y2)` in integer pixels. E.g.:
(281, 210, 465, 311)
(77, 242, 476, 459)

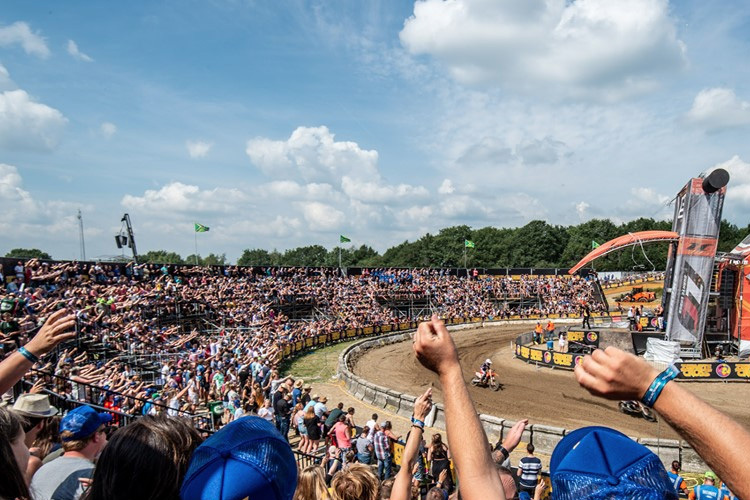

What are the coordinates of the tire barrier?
(341, 323, 709, 472)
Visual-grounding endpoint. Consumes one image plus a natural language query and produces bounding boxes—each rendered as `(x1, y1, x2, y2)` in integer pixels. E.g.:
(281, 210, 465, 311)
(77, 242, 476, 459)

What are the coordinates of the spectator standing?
(373, 423, 392, 480)
(325, 402, 345, 440)
(365, 413, 378, 440)
(258, 398, 274, 423)
(354, 426, 373, 464)
(30, 405, 111, 500)
(517, 443, 542, 495)
(330, 414, 353, 460)
(274, 391, 292, 441)
(303, 406, 322, 455)
(427, 433, 452, 491)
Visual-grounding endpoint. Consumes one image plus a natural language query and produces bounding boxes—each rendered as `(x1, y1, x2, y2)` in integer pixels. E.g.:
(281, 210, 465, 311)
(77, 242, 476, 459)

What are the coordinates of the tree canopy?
(4, 248, 52, 260)
(137, 218, 750, 271)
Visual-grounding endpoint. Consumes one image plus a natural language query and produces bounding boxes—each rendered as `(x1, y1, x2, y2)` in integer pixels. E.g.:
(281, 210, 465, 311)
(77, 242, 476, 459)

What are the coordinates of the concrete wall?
(338, 322, 707, 472)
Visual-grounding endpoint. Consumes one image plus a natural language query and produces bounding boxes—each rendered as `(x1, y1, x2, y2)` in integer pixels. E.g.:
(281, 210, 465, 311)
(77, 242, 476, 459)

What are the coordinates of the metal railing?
(25, 369, 214, 432)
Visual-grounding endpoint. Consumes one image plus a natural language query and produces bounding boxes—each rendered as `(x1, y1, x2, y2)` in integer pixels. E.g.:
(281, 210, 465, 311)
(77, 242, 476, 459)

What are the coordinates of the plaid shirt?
(373, 430, 390, 460)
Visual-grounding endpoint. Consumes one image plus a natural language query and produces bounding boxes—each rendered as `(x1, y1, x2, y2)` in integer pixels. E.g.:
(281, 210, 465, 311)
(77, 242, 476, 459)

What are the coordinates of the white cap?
(485, 358, 492, 364)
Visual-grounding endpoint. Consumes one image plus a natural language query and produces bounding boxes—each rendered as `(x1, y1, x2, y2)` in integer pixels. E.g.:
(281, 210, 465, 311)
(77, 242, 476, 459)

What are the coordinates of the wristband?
(18, 346, 39, 364)
(641, 365, 679, 407)
(411, 424, 424, 431)
(411, 417, 425, 429)
(497, 445, 509, 460)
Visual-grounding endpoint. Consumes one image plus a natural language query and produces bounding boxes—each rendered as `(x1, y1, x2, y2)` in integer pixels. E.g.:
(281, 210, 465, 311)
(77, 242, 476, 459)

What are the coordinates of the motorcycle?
(471, 369, 502, 391)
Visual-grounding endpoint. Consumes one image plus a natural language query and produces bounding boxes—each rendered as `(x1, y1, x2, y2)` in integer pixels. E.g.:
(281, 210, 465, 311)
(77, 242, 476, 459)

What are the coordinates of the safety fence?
(277, 314, 613, 362)
(514, 329, 750, 381)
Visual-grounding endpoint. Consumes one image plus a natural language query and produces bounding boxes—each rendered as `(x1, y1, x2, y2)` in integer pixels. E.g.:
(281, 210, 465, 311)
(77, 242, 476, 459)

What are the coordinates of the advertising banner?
(566, 329, 601, 348)
(676, 362, 750, 380)
(666, 178, 726, 344)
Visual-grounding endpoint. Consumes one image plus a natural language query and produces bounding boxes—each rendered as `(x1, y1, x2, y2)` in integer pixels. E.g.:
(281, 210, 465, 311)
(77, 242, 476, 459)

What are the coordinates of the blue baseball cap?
(180, 416, 297, 500)
(551, 426, 677, 500)
(60, 405, 112, 441)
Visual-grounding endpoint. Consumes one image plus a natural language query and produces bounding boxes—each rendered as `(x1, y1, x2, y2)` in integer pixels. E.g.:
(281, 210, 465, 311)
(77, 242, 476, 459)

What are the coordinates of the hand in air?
(413, 315, 460, 377)
(574, 346, 658, 401)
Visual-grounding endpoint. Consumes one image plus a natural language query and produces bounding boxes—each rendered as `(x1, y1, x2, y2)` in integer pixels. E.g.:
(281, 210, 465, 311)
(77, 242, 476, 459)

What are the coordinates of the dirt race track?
(353, 324, 750, 439)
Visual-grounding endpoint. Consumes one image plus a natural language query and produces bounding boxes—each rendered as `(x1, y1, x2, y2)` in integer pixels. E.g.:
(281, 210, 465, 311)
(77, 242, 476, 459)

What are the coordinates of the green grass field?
(279, 340, 356, 382)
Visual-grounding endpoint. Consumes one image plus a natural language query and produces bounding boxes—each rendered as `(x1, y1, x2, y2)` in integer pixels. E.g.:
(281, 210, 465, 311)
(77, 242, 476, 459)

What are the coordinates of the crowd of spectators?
(1, 259, 747, 499)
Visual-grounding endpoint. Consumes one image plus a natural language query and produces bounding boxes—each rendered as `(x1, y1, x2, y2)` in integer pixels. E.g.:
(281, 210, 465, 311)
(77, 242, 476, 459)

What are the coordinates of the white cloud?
(122, 182, 247, 214)
(438, 179, 455, 194)
(0, 64, 13, 91)
(708, 155, 750, 207)
(101, 122, 117, 138)
(685, 88, 750, 132)
(0, 163, 88, 239)
(575, 201, 590, 220)
(66, 40, 93, 62)
(186, 140, 213, 159)
(0, 21, 50, 58)
(630, 187, 670, 206)
(0, 89, 67, 151)
(247, 125, 427, 205)
(399, 0, 686, 99)
(296, 201, 346, 231)
(246, 126, 379, 183)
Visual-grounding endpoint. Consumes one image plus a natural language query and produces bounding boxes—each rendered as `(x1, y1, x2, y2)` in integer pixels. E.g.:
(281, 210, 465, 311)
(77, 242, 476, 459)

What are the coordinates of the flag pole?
(194, 225, 198, 266)
(464, 244, 467, 270)
(338, 246, 342, 269)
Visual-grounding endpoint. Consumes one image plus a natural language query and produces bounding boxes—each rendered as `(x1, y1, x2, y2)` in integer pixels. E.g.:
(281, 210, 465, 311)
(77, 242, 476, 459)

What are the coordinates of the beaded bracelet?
(18, 346, 39, 364)
(641, 365, 680, 407)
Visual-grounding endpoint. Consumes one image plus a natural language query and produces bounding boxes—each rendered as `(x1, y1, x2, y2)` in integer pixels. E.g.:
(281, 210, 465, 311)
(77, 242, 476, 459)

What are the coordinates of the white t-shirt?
(258, 406, 275, 422)
(366, 419, 377, 440)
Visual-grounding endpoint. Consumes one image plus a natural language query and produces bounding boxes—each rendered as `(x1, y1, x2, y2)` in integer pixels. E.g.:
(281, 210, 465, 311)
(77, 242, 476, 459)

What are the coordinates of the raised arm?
(413, 315, 505, 500)
(0, 309, 76, 394)
(575, 346, 750, 499)
(391, 388, 432, 500)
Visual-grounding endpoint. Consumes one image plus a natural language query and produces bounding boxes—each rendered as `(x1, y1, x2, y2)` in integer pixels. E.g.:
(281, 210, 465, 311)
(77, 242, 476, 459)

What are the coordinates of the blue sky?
(1, 0, 750, 261)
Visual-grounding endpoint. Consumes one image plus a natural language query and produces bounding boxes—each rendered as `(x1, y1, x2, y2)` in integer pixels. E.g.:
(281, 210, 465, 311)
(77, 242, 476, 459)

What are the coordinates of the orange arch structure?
(568, 230, 680, 275)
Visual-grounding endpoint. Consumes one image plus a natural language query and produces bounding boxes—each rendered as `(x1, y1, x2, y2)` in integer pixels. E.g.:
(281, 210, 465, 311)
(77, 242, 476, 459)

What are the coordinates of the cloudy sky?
(1, 0, 749, 261)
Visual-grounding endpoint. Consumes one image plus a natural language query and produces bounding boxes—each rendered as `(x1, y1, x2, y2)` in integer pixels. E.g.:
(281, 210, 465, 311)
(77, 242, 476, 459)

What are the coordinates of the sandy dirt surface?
(353, 324, 750, 439)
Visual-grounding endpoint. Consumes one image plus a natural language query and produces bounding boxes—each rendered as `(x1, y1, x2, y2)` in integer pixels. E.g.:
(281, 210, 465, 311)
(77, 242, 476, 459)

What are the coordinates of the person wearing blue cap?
(180, 415, 297, 500)
(30, 405, 111, 500)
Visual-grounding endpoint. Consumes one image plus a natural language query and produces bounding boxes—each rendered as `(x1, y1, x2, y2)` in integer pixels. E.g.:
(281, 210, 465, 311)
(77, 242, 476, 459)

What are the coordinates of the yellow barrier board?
(318, 334, 327, 344)
(347, 329, 356, 338)
(305, 337, 314, 347)
(283, 345, 291, 356)
(381, 325, 392, 333)
(363, 326, 374, 335)
(332, 331, 341, 341)
(295, 340, 303, 351)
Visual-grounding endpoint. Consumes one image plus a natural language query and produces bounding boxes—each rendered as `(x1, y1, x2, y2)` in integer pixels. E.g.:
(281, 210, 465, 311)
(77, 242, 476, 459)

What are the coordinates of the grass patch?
(279, 340, 357, 382)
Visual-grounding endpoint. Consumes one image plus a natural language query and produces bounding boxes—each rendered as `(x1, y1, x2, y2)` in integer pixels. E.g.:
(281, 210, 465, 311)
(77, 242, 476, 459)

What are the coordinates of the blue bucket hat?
(60, 405, 112, 441)
(180, 416, 297, 500)
(551, 426, 677, 500)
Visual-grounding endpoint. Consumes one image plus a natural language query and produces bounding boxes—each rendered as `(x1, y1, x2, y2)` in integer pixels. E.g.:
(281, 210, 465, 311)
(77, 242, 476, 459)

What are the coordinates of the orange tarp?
(568, 230, 679, 275)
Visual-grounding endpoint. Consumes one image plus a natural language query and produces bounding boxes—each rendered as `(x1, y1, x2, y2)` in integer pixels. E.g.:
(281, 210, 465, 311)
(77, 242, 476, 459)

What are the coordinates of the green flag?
(195, 223, 210, 233)
(465, 240, 475, 248)
(592, 240, 600, 249)
(340, 235, 351, 243)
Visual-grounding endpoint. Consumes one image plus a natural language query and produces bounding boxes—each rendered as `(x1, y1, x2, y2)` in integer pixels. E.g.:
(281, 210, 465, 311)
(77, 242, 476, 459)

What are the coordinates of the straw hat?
(12, 394, 58, 418)
(294, 379, 304, 389)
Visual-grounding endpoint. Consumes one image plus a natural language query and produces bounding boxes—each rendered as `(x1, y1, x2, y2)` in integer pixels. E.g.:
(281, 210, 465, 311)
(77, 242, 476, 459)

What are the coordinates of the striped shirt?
(373, 431, 390, 460)
(519, 456, 542, 489)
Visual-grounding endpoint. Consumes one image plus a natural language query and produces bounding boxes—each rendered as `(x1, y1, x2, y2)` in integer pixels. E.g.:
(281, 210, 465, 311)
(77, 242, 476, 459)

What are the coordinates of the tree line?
(6, 218, 750, 271)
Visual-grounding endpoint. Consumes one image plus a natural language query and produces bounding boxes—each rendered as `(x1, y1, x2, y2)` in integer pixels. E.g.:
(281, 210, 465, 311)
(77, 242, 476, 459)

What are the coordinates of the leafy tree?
(140, 250, 184, 264)
(5, 248, 52, 260)
(280, 245, 328, 267)
(203, 253, 227, 266)
(238, 249, 274, 266)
